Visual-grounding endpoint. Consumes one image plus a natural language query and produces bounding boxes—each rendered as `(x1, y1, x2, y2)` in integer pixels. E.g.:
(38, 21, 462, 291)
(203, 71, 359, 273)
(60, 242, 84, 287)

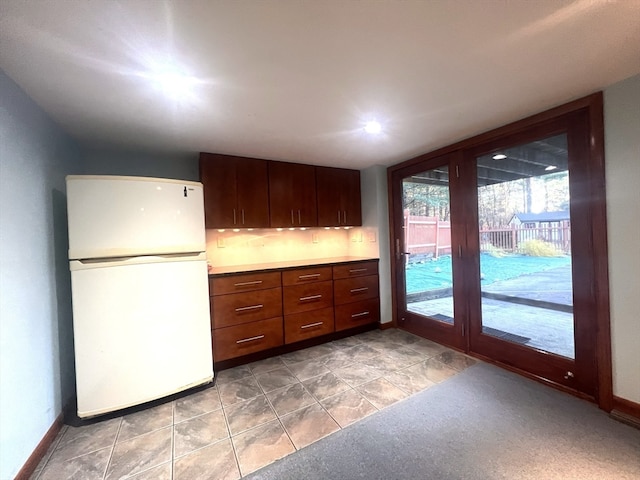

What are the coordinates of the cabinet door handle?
(233, 208, 237, 225)
(241, 209, 245, 225)
(298, 273, 320, 280)
(234, 280, 263, 287)
(236, 335, 265, 344)
(351, 311, 370, 318)
(349, 268, 367, 274)
(299, 294, 322, 301)
(343, 210, 347, 224)
(298, 209, 301, 224)
(235, 304, 264, 312)
(350, 287, 369, 293)
(337, 211, 341, 224)
(301, 321, 324, 329)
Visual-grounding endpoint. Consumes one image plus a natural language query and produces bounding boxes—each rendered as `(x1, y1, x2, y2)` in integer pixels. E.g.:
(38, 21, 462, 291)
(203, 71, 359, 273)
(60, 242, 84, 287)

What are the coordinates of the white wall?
(604, 74, 640, 405)
(0, 71, 80, 479)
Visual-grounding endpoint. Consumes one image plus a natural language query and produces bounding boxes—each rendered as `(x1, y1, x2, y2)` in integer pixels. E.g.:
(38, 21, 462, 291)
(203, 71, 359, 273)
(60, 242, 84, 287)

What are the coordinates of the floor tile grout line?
(257, 375, 300, 462)
(102, 416, 123, 480)
(31, 423, 68, 479)
(218, 390, 243, 479)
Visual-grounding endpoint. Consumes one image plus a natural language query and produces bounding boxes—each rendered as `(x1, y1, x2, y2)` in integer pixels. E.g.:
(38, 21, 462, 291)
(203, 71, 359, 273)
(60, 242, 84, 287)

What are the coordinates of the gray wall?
(604, 74, 640, 404)
(77, 147, 199, 181)
(0, 71, 81, 479)
(360, 165, 392, 323)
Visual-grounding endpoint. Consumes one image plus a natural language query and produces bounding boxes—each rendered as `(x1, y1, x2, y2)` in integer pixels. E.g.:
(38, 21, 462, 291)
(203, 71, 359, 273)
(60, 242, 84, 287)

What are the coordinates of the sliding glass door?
(389, 98, 609, 402)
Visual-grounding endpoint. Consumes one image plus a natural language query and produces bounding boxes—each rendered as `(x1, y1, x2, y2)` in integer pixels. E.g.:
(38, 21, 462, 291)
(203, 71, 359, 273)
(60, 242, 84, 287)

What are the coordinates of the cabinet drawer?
(210, 271, 281, 296)
(334, 275, 379, 305)
(284, 307, 335, 344)
(214, 317, 283, 361)
(335, 299, 380, 331)
(282, 266, 332, 286)
(212, 287, 282, 328)
(283, 280, 333, 315)
(333, 261, 378, 280)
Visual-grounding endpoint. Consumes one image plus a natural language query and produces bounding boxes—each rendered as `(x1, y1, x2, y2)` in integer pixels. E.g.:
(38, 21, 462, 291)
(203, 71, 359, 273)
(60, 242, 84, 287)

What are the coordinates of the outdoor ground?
(407, 264, 575, 359)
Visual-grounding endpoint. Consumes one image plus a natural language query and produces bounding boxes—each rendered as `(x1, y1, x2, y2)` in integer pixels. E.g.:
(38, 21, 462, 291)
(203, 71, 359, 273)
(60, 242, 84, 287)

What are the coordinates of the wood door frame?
(389, 152, 467, 351)
(386, 93, 612, 411)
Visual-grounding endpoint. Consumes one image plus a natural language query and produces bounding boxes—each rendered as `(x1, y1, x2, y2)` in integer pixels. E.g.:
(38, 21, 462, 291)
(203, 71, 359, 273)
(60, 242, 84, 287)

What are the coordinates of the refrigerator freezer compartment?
(66, 175, 206, 260)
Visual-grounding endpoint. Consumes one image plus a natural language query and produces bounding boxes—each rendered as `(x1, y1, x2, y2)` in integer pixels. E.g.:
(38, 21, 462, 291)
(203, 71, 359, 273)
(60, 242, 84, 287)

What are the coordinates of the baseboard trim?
(15, 413, 64, 480)
(611, 396, 640, 429)
(379, 322, 393, 330)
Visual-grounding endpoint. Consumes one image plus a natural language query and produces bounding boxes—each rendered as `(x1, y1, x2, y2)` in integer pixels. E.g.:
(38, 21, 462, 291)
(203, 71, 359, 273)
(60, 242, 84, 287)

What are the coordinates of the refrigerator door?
(70, 253, 213, 418)
(67, 175, 205, 260)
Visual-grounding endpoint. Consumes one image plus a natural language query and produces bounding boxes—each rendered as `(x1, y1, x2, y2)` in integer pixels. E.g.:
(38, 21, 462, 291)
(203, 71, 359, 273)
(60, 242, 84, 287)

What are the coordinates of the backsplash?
(206, 227, 380, 268)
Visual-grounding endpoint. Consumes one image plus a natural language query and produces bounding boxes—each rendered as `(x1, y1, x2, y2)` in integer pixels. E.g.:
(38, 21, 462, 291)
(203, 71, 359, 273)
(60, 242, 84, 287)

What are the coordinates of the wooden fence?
(405, 214, 571, 259)
(403, 214, 451, 259)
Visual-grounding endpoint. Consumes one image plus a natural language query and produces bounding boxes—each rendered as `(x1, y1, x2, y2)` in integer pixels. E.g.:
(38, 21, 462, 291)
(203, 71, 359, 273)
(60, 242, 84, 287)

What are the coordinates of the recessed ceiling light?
(364, 121, 382, 134)
(545, 165, 558, 171)
(492, 154, 507, 160)
(154, 72, 198, 100)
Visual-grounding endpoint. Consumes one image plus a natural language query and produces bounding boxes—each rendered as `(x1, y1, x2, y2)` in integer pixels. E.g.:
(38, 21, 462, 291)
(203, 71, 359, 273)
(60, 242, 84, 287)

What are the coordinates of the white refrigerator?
(66, 175, 213, 418)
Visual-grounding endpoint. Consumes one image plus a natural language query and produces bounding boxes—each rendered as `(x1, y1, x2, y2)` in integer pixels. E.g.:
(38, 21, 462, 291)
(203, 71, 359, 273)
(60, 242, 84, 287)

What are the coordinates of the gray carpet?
(246, 363, 640, 480)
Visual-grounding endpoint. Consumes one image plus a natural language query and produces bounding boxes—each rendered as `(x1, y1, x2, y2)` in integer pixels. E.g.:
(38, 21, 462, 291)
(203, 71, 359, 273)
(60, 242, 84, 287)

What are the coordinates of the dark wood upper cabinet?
(316, 166, 362, 226)
(199, 153, 270, 229)
(268, 161, 318, 227)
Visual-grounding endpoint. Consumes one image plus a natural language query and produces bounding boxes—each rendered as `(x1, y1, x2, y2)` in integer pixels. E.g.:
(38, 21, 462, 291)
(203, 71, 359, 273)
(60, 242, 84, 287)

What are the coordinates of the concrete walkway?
(482, 264, 573, 307)
(407, 265, 575, 359)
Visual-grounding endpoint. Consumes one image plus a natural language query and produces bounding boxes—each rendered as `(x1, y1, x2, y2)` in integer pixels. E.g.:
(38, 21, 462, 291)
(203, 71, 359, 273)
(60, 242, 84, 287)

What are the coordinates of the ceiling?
(1, 1, 639, 170)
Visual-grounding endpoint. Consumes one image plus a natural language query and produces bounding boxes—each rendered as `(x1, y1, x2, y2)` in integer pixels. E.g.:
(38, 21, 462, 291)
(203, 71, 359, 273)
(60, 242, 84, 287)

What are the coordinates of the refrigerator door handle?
(71, 252, 207, 270)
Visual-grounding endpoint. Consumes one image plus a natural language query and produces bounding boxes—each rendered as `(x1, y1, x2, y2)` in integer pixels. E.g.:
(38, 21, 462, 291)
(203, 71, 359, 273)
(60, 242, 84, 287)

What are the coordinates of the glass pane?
(476, 133, 574, 358)
(402, 167, 454, 324)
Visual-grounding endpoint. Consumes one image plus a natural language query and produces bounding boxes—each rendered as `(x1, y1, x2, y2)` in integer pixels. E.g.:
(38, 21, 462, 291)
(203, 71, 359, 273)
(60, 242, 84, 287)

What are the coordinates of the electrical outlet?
(312, 233, 319, 243)
(217, 237, 225, 248)
(351, 232, 363, 242)
(367, 232, 376, 243)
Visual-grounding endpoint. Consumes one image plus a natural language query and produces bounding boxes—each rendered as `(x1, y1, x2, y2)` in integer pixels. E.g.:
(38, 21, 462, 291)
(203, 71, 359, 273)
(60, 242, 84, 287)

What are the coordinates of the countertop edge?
(208, 256, 379, 276)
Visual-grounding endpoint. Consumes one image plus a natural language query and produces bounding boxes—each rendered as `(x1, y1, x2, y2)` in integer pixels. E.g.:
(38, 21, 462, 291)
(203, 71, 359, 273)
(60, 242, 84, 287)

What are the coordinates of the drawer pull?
(350, 287, 369, 293)
(349, 268, 367, 273)
(235, 304, 264, 312)
(351, 311, 370, 318)
(298, 273, 321, 279)
(234, 280, 263, 287)
(300, 321, 324, 329)
(236, 334, 265, 344)
(299, 294, 322, 301)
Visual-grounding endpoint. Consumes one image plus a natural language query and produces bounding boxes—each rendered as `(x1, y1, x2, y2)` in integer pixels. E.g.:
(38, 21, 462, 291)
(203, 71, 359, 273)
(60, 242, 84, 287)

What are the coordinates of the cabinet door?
(236, 157, 270, 228)
(199, 153, 237, 228)
(341, 168, 362, 226)
(316, 166, 343, 226)
(269, 161, 317, 227)
(316, 167, 362, 226)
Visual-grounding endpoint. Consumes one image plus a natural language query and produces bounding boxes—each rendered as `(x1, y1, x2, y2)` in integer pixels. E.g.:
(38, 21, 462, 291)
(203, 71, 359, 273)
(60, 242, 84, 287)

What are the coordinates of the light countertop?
(208, 256, 379, 276)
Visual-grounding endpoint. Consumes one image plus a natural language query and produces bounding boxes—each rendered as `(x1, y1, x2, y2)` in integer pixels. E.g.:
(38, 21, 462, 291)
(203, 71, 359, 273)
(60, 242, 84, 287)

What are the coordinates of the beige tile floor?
(30, 328, 477, 480)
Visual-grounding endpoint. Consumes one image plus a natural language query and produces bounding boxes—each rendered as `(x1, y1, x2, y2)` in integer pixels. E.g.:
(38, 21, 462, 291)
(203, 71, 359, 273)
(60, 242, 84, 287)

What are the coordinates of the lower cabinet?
(335, 298, 380, 331)
(284, 307, 335, 344)
(209, 259, 379, 365)
(214, 317, 284, 361)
